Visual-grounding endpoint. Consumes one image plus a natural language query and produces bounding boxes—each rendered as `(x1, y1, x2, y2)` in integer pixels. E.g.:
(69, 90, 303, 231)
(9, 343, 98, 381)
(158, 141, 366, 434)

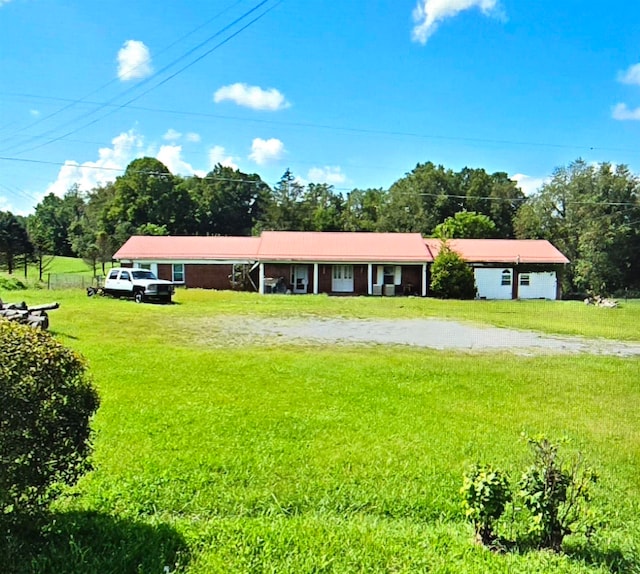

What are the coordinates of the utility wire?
(1, 0, 277, 157)
(1, 90, 636, 156)
(2, 155, 639, 207)
(0, 1, 246, 147)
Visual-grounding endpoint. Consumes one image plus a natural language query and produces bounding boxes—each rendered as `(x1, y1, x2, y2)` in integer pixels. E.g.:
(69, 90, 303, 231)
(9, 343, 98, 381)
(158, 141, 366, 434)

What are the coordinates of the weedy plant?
(518, 435, 598, 551)
(461, 464, 511, 546)
(463, 435, 598, 553)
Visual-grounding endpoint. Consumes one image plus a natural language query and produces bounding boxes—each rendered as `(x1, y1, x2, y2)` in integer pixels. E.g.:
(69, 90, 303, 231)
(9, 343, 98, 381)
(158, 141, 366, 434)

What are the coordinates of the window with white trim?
(501, 269, 512, 286)
(172, 263, 185, 283)
(519, 274, 530, 286)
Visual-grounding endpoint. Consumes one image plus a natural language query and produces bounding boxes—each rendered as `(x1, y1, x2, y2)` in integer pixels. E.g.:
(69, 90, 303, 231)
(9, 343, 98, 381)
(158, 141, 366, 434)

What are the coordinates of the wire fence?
(46, 273, 103, 290)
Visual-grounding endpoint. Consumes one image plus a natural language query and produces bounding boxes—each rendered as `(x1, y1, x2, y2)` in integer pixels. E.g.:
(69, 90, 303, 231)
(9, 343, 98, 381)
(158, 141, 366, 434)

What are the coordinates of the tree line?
(1, 157, 638, 296)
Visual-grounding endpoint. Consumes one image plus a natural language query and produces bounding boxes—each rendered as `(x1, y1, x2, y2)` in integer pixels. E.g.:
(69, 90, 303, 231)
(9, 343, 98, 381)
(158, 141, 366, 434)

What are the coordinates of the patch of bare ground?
(178, 316, 640, 357)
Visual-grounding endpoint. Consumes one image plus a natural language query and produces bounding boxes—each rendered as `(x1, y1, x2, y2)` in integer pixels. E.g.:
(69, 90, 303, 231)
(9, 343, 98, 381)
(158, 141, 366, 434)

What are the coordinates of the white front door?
(332, 265, 354, 292)
(292, 265, 308, 293)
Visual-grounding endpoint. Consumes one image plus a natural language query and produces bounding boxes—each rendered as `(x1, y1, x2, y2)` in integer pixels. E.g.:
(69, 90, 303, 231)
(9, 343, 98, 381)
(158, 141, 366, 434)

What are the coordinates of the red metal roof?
(114, 233, 569, 265)
(424, 238, 570, 264)
(113, 235, 261, 260)
(258, 231, 431, 262)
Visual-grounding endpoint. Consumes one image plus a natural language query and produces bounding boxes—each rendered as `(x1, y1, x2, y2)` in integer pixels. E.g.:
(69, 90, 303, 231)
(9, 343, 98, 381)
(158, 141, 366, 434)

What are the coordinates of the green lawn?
(3, 289, 640, 573)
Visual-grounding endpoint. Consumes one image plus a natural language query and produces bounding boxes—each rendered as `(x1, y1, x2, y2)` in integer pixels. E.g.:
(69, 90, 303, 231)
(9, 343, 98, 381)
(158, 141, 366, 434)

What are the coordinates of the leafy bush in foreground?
(518, 435, 598, 551)
(463, 436, 598, 552)
(461, 464, 511, 546)
(0, 320, 99, 522)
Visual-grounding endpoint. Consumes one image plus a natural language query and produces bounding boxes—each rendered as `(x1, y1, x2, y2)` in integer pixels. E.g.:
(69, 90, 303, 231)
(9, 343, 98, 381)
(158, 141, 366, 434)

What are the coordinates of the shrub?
(430, 243, 476, 299)
(518, 435, 598, 551)
(461, 464, 511, 546)
(0, 320, 100, 522)
(462, 436, 598, 552)
(0, 275, 27, 292)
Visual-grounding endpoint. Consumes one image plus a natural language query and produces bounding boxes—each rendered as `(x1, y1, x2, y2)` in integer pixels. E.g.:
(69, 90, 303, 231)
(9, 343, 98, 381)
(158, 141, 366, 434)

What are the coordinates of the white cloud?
(46, 130, 145, 197)
(0, 1, 12, 6)
(157, 144, 205, 177)
(512, 173, 547, 196)
(185, 132, 201, 143)
(412, 0, 499, 44)
(618, 63, 640, 86)
(209, 145, 238, 170)
(163, 128, 182, 141)
(214, 83, 290, 111)
(307, 166, 347, 185)
(612, 102, 640, 121)
(249, 138, 285, 165)
(117, 40, 153, 81)
(29, 109, 40, 117)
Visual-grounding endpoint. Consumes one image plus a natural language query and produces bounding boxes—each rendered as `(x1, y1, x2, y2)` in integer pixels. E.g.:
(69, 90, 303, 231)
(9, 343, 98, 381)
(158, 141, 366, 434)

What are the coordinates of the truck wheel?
(134, 291, 144, 304)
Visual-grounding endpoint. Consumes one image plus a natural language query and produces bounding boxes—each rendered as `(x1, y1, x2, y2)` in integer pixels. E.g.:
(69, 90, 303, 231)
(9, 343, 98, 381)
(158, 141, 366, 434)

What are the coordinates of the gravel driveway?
(211, 316, 640, 357)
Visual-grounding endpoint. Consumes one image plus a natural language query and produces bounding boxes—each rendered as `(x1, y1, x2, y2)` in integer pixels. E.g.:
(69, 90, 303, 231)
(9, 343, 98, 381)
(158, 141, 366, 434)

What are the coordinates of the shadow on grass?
(2, 510, 189, 574)
(564, 542, 640, 573)
(488, 535, 640, 573)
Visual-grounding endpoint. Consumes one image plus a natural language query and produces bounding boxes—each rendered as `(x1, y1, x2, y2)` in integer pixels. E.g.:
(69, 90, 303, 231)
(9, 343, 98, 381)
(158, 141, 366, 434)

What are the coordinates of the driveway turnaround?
(214, 316, 640, 357)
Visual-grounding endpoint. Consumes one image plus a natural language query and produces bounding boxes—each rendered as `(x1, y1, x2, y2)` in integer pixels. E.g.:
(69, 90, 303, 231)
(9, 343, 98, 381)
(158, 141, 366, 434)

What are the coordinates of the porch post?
(313, 263, 319, 294)
(367, 263, 373, 295)
(422, 263, 427, 297)
(259, 262, 265, 295)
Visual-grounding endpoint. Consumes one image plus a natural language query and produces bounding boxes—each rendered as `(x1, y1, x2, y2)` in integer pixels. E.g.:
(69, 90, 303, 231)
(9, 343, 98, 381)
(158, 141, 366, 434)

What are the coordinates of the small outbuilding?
(424, 239, 569, 300)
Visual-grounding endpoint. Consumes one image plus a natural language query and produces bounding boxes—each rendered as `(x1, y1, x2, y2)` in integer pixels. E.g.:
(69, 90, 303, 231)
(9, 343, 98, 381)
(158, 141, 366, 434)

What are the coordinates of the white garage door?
(474, 268, 513, 299)
(517, 272, 557, 300)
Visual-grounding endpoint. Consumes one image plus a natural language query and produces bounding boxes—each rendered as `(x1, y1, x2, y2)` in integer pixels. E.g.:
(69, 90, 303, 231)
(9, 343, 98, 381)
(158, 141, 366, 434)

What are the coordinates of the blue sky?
(2, 0, 640, 214)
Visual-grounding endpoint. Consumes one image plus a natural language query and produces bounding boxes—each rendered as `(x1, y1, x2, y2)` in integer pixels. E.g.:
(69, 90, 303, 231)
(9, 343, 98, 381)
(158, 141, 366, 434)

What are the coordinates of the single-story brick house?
(113, 232, 569, 299)
(424, 238, 569, 300)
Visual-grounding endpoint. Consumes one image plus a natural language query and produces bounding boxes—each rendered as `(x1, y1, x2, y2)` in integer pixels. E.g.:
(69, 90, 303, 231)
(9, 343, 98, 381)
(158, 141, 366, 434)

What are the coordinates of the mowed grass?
(4, 289, 640, 573)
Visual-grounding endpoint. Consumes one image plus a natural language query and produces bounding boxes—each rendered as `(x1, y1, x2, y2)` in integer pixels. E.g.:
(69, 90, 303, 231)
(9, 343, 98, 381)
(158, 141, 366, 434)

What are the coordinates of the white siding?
(474, 268, 513, 299)
(518, 271, 557, 300)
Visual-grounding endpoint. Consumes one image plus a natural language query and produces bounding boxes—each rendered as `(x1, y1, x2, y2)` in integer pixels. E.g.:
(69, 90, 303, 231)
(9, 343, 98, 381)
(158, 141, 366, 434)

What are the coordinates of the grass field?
(3, 288, 640, 573)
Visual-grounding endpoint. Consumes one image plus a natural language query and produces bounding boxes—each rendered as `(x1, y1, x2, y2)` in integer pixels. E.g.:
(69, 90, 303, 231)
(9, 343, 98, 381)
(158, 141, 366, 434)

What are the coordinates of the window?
(519, 274, 530, 286)
(138, 263, 151, 270)
(172, 263, 185, 283)
(108, 270, 119, 280)
(332, 265, 353, 280)
(383, 266, 395, 285)
(132, 270, 157, 280)
(120, 271, 130, 281)
(501, 269, 512, 286)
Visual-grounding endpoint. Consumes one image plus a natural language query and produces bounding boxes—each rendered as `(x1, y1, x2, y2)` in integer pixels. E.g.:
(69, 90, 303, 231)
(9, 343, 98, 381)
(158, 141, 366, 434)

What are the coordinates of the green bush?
(0, 320, 99, 522)
(518, 435, 598, 551)
(461, 464, 511, 546)
(430, 243, 476, 299)
(0, 275, 27, 292)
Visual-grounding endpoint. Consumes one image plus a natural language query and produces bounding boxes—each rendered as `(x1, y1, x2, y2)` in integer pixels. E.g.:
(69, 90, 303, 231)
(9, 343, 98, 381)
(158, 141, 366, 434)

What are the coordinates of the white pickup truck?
(103, 268, 175, 303)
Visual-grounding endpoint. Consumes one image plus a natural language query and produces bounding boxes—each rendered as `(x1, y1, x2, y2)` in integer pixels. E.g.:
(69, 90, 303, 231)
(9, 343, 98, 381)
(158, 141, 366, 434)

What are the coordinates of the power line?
(2, 154, 639, 207)
(0, 1, 247, 148)
(2, 90, 638, 156)
(1, 0, 279, 157)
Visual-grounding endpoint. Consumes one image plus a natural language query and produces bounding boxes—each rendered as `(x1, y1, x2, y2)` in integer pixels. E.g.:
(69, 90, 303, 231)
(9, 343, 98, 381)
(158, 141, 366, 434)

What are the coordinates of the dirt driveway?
(211, 316, 640, 357)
